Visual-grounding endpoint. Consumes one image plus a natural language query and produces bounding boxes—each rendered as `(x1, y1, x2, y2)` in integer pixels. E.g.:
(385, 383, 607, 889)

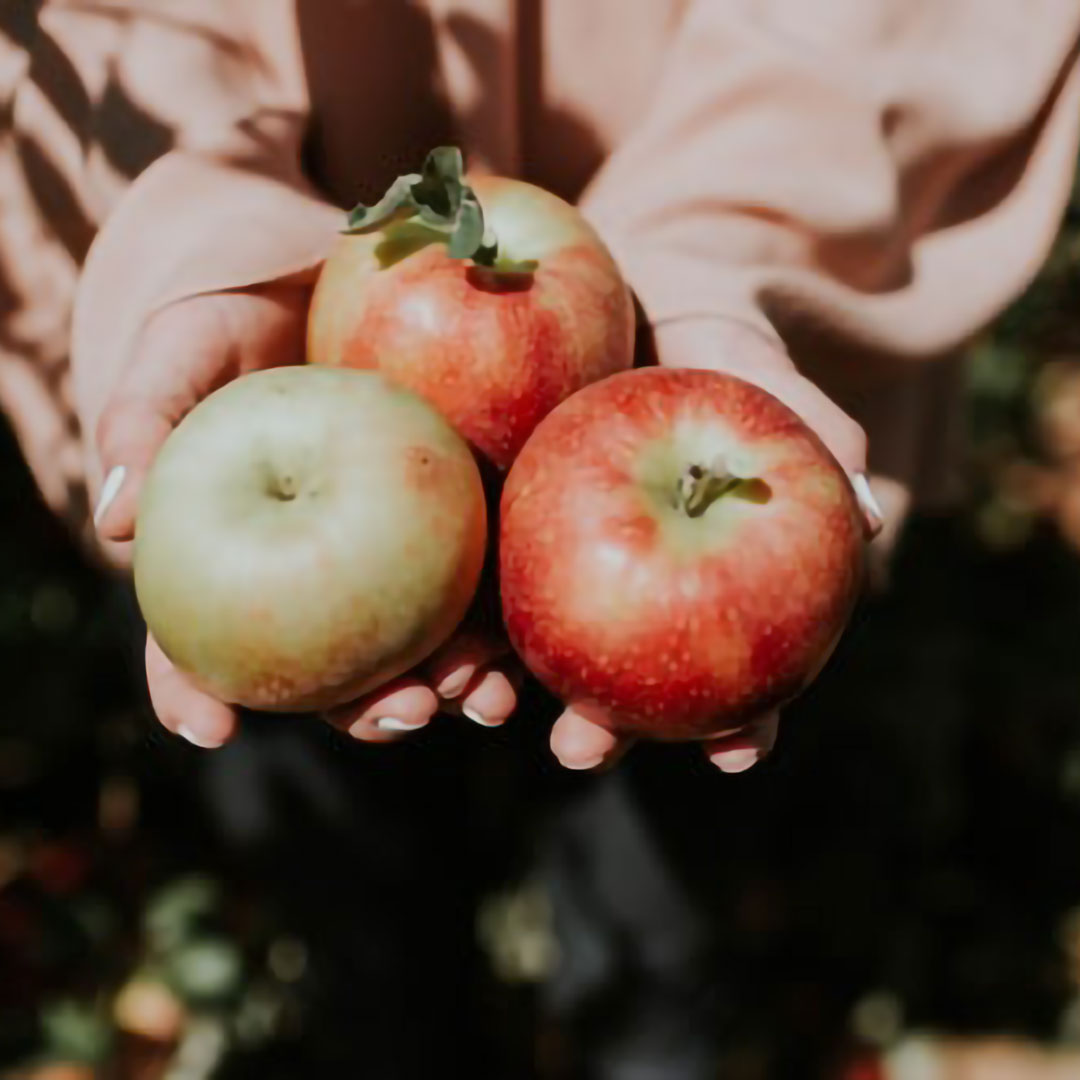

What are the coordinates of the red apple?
(499, 368, 864, 740)
(307, 147, 635, 469)
(133, 367, 487, 713)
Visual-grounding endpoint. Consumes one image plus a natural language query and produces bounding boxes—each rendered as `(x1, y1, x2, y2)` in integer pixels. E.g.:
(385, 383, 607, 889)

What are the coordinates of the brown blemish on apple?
(402, 445, 457, 494)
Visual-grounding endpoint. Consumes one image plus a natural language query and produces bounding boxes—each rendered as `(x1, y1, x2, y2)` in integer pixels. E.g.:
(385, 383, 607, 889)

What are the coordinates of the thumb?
(92, 286, 308, 543)
(92, 301, 217, 543)
(652, 317, 880, 536)
(93, 401, 175, 544)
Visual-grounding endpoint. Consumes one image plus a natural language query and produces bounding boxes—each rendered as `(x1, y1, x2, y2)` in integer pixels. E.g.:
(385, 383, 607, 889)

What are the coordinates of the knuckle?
(141, 295, 211, 341)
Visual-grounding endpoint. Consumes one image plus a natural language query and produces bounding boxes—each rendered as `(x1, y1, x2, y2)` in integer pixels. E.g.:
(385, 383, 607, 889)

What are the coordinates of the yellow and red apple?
(133, 366, 487, 713)
(307, 148, 635, 470)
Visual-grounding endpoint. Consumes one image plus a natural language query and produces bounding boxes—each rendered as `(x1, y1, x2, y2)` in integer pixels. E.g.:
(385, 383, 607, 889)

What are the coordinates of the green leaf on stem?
(340, 145, 539, 276)
(343, 173, 423, 234)
(411, 146, 465, 222)
(448, 196, 485, 259)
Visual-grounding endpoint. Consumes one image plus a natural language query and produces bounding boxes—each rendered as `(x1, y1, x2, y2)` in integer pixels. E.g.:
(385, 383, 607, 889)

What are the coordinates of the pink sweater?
(2, 0, 1079, 546)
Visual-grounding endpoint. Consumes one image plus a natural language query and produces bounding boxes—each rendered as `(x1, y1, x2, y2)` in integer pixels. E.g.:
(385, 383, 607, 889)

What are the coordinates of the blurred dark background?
(3, 167, 1080, 1080)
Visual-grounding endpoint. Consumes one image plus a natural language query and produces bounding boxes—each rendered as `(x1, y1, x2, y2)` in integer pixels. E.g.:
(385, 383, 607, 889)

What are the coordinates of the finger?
(658, 319, 869, 475)
(764, 371, 867, 476)
(747, 381, 879, 537)
(324, 677, 440, 742)
(749, 372, 878, 538)
(94, 299, 235, 542)
(718, 369, 880, 537)
(145, 634, 238, 748)
(702, 711, 780, 773)
(727, 361, 874, 515)
(424, 632, 510, 699)
(93, 287, 308, 542)
(652, 318, 877, 534)
(94, 408, 172, 543)
(458, 664, 520, 728)
(549, 703, 635, 771)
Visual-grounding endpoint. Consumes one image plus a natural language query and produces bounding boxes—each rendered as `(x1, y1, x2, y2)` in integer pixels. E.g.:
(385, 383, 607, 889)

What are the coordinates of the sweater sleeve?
(579, 0, 1080, 363)
(55, 1, 343, 505)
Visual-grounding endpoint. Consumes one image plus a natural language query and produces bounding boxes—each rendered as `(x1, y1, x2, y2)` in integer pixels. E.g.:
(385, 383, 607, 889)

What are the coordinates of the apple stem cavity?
(676, 461, 770, 518)
(343, 147, 538, 276)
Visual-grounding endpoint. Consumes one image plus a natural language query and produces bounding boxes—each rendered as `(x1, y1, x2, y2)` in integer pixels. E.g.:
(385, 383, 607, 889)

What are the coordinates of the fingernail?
(561, 755, 604, 771)
(93, 465, 126, 527)
(713, 748, 760, 773)
(851, 473, 884, 536)
(437, 668, 474, 699)
(177, 723, 223, 749)
(462, 705, 500, 728)
(375, 716, 428, 732)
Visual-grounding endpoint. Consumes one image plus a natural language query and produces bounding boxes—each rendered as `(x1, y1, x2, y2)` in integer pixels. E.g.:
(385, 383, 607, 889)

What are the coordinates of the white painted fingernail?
(376, 716, 428, 732)
(852, 473, 884, 533)
(562, 755, 604, 771)
(93, 465, 126, 527)
(714, 749, 760, 773)
(463, 705, 500, 728)
(177, 724, 223, 749)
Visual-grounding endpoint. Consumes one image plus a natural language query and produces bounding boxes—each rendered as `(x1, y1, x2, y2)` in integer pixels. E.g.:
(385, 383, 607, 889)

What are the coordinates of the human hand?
(548, 316, 883, 773)
(92, 286, 520, 747)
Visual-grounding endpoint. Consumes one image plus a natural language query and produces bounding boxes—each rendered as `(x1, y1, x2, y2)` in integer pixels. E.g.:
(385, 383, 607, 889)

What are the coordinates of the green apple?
(134, 366, 487, 712)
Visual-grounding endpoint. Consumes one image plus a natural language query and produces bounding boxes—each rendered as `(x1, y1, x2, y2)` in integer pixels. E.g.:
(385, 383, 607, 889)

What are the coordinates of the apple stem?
(676, 462, 740, 518)
(676, 457, 775, 517)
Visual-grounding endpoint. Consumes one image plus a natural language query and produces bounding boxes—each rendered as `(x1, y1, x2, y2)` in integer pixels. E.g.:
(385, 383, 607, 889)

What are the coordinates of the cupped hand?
(92, 286, 520, 747)
(323, 631, 520, 742)
(548, 315, 883, 773)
